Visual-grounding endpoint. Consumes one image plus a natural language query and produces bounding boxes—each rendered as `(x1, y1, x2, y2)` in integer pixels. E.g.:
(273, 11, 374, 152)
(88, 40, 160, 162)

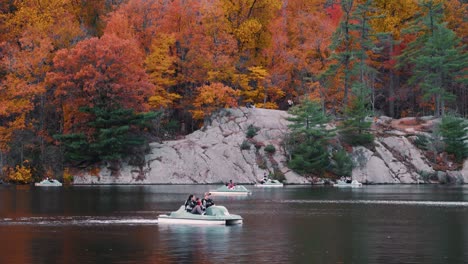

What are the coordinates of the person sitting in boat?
(184, 194, 196, 212)
(202, 192, 215, 210)
(191, 198, 204, 215)
(227, 180, 235, 189)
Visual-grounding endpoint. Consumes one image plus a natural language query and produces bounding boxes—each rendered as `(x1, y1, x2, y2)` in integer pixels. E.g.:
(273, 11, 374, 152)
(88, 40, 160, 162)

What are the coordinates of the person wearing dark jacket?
(185, 194, 196, 212)
(202, 192, 215, 210)
(191, 198, 204, 215)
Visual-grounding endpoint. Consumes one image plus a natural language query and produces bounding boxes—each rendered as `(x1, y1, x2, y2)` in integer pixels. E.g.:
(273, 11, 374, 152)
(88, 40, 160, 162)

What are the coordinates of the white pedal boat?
(158, 205, 243, 225)
(254, 179, 284, 187)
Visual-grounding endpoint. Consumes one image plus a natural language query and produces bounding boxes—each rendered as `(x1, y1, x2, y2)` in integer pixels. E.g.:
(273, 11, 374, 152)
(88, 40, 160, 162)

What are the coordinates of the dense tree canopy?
(0, 0, 466, 179)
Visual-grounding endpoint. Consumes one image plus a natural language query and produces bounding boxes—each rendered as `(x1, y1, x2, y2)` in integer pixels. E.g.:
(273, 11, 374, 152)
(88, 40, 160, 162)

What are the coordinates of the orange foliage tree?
(265, 0, 334, 108)
(0, 0, 84, 176)
(190, 83, 239, 121)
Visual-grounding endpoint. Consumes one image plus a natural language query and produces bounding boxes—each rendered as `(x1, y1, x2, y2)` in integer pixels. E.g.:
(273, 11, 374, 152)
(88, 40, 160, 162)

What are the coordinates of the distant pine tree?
(286, 100, 335, 175)
(340, 94, 374, 146)
(56, 106, 160, 165)
(331, 149, 353, 177)
(439, 115, 468, 162)
(399, 1, 468, 116)
(288, 142, 330, 175)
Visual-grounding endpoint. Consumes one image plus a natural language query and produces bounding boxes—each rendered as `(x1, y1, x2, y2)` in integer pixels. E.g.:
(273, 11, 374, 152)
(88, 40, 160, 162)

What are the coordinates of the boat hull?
(35, 181, 62, 187)
(158, 216, 242, 225)
(254, 184, 283, 188)
(210, 185, 252, 196)
(210, 191, 251, 196)
(158, 205, 243, 225)
(333, 184, 362, 188)
(333, 180, 362, 188)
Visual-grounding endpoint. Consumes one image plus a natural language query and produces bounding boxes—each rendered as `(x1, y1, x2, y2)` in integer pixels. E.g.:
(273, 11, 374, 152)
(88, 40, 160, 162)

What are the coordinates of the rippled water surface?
(1, 184, 468, 263)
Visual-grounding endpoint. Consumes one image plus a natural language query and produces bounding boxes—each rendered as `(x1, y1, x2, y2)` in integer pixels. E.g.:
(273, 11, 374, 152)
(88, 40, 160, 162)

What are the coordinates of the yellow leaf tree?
(191, 83, 240, 121)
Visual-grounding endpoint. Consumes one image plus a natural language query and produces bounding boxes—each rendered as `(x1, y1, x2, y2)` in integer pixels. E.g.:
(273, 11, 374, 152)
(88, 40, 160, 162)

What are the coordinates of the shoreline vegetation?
(0, 1, 466, 185)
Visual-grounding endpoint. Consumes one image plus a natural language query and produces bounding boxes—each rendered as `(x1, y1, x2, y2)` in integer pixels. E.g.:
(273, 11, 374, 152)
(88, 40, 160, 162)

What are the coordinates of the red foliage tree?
(48, 33, 155, 133)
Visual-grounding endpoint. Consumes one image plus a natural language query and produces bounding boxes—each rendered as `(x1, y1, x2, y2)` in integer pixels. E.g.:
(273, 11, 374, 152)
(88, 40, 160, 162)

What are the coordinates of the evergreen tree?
(331, 149, 353, 177)
(288, 142, 330, 175)
(286, 100, 334, 175)
(439, 115, 468, 162)
(323, 0, 355, 109)
(340, 94, 374, 146)
(323, 0, 378, 112)
(288, 100, 333, 141)
(56, 106, 160, 164)
(399, 1, 468, 116)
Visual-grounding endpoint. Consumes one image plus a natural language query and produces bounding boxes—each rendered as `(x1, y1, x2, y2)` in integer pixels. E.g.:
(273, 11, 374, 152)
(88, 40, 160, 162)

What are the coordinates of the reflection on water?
(0, 185, 467, 263)
(0, 216, 159, 226)
(158, 225, 242, 263)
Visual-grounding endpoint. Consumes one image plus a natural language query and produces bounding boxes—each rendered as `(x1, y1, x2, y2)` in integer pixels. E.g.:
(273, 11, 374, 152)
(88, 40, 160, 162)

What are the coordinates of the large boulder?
(374, 140, 419, 183)
(352, 147, 399, 184)
(379, 136, 434, 174)
(74, 108, 306, 184)
(462, 160, 468, 183)
(73, 109, 466, 185)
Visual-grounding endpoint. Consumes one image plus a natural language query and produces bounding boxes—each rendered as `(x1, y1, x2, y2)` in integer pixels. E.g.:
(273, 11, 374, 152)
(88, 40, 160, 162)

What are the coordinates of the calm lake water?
(0, 184, 468, 264)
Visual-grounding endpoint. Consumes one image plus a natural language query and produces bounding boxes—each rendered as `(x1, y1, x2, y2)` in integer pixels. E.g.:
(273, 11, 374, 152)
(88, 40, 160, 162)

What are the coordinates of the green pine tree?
(439, 115, 468, 162)
(286, 100, 335, 175)
(288, 142, 330, 175)
(322, 0, 378, 112)
(56, 106, 160, 164)
(399, 1, 468, 116)
(55, 133, 95, 163)
(331, 149, 353, 177)
(340, 94, 374, 146)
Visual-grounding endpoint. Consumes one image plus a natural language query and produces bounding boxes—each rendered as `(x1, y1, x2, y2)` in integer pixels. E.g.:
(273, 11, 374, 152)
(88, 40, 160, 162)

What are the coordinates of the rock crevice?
(74, 109, 466, 184)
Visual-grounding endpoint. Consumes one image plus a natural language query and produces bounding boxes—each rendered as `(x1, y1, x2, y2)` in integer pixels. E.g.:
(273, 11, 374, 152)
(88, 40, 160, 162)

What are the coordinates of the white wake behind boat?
(254, 179, 284, 187)
(35, 179, 62, 187)
(333, 180, 362, 188)
(210, 185, 252, 196)
(158, 205, 243, 225)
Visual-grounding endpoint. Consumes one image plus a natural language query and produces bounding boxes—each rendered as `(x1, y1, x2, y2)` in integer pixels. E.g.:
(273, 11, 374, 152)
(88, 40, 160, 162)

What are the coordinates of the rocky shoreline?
(73, 108, 468, 185)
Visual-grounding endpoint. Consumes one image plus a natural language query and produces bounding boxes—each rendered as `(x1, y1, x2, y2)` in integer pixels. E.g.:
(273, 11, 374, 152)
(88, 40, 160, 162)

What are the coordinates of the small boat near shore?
(210, 185, 252, 196)
(158, 205, 243, 225)
(35, 179, 62, 187)
(254, 179, 283, 187)
(333, 180, 362, 188)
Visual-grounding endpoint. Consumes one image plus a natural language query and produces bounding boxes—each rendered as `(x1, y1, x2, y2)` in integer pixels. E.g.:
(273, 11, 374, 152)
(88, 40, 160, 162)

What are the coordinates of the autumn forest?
(0, 0, 467, 182)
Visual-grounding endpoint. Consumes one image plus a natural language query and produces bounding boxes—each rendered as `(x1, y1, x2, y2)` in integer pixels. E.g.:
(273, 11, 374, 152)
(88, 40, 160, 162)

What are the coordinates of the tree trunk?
(389, 40, 395, 117)
(0, 151, 4, 177)
(435, 94, 441, 117)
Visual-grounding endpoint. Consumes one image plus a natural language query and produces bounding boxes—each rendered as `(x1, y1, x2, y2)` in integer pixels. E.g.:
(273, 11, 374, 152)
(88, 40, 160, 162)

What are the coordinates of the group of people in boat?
(259, 173, 269, 184)
(184, 192, 215, 215)
(340, 176, 353, 184)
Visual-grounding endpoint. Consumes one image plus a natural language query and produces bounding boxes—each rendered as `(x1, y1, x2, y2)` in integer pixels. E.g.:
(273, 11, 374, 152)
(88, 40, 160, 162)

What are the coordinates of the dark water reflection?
(0, 185, 467, 263)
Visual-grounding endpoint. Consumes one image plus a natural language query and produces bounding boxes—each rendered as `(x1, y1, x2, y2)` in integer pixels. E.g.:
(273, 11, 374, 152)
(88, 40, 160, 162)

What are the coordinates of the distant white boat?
(254, 179, 284, 187)
(210, 185, 252, 196)
(35, 179, 62, 187)
(311, 180, 325, 185)
(333, 180, 362, 188)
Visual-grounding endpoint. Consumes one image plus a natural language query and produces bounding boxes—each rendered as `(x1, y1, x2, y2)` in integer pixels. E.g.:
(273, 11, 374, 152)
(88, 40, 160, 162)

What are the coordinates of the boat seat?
(206, 206, 230, 216)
